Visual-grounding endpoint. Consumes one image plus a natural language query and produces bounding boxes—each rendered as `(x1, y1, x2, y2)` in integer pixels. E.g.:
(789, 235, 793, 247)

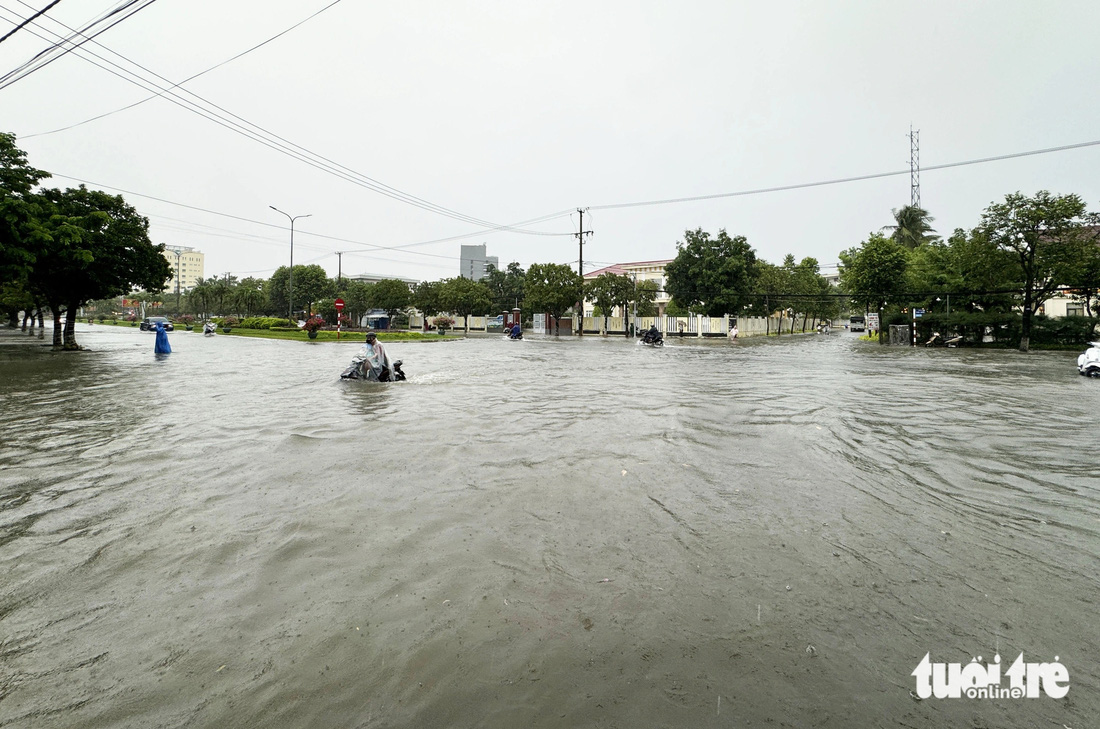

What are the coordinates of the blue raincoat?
(154, 322, 172, 354)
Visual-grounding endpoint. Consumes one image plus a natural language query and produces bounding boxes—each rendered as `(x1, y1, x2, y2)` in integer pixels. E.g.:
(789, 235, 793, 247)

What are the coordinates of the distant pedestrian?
(728, 325, 738, 341)
(154, 321, 171, 354)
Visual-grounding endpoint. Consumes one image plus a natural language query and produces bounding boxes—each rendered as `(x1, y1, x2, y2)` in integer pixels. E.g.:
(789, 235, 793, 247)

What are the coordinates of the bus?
(849, 314, 866, 332)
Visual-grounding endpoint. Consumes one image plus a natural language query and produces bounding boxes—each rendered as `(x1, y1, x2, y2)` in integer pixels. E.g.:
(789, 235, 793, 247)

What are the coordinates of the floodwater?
(1, 325, 1097, 728)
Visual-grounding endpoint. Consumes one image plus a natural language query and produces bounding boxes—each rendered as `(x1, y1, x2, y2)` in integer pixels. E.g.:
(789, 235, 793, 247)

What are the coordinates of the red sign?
(334, 298, 345, 311)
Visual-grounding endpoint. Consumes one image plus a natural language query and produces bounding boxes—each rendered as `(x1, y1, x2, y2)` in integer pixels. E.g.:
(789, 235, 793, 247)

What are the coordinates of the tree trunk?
(52, 309, 64, 348)
(64, 302, 80, 350)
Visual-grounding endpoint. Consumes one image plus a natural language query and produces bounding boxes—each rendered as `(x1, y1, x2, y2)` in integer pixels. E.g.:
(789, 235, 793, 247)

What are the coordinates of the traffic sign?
(334, 298, 345, 311)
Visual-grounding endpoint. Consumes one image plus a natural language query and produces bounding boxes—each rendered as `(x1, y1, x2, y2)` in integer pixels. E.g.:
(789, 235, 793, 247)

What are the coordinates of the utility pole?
(909, 125, 920, 209)
(336, 252, 343, 285)
(575, 208, 592, 336)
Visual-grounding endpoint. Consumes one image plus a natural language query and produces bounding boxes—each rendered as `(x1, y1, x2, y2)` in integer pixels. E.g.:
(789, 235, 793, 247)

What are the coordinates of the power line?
(3, 4, 569, 237)
(17, 0, 347, 139)
(0, 0, 159, 89)
(587, 139, 1100, 211)
(0, 0, 64, 45)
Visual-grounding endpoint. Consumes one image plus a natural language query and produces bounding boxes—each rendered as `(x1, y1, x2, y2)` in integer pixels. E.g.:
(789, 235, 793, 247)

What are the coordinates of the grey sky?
(4, 0, 1099, 283)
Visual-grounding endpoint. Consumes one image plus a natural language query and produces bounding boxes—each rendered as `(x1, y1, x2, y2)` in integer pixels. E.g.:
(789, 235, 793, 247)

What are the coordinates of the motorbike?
(925, 332, 962, 348)
(640, 329, 664, 347)
(341, 357, 407, 382)
(508, 329, 523, 340)
(1078, 342, 1100, 377)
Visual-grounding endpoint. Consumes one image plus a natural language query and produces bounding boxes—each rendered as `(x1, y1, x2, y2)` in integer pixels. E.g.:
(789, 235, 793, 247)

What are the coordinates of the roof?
(584, 259, 675, 279)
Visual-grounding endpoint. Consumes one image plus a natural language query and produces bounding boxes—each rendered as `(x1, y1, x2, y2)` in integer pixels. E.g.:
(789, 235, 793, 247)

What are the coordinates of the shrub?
(302, 316, 325, 333)
(220, 316, 239, 329)
(432, 315, 455, 330)
(239, 316, 291, 330)
(177, 314, 195, 326)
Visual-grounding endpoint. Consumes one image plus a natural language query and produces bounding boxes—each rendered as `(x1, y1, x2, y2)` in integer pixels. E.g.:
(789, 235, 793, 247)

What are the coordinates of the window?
(1067, 304, 1084, 317)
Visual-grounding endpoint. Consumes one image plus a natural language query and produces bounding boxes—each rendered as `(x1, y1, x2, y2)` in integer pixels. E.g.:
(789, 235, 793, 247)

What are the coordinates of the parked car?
(140, 316, 174, 332)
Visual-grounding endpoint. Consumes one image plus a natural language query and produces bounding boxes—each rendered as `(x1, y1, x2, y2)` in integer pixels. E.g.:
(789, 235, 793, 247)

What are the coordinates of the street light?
(270, 206, 311, 323)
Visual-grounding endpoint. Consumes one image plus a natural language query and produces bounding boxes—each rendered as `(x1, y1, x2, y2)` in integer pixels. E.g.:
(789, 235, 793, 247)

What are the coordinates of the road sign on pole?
(334, 298, 345, 340)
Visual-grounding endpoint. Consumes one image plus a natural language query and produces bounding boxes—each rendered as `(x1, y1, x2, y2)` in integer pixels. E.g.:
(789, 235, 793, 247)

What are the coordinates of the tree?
(664, 228, 758, 317)
(979, 191, 1099, 351)
(0, 133, 50, 286)
(234, 277, 267, 318)
(269, 264, 332, 318)
(440, 276, 491, 335)
(525, 263, 583, 336)
(370, 278, 412, 326)
(750, 262, 788, 334)
(187, 278, 215, 320)
(585, 272, 629, 334)
(483, 261, 526, 314)
(339, 280, 373, 327)
(32, 185, 170, 349)
(839, 232, 908, 343)
(1064, 232, 1100, 318)
(883, 205, 940, 249)
(634, 279, 658, 317)
(412, 280, 444, 320)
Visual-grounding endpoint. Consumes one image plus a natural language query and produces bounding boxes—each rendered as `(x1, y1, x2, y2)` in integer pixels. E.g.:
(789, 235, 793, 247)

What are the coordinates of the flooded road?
(1, 325, 1097, 728)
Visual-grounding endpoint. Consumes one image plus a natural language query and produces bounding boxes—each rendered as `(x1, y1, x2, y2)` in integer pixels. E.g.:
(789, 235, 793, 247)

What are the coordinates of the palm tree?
(883, 205, 940, 249)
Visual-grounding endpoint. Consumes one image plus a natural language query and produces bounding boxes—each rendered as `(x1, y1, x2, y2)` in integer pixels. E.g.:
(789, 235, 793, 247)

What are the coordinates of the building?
(583, 259, 674, 317)
(162, 245, 204, 292)
(346, 272, 419, 286)
(460, 244, 497, 281)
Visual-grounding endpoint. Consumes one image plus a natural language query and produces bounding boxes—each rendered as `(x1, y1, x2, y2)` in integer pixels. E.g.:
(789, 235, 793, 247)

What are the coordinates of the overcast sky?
(4, 0, 1100, 283)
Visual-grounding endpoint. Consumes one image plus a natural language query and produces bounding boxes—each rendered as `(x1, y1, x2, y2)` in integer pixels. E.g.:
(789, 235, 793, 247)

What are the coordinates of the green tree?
(883, 205, 940, 249)
(1064, 232, 1100, 318)
(664, 228, 758, 317)
(483, 261, 526, 314)
(32, 185, 170, 349)
(585, 272, 628, 334)
(0, 133, 50, 286)
(525, 262, 583, 336)
(440, 276, 491, 335)
(839, 232, 908, 343)
(634, 279, 658, 318)
(412, 280, 444, 320)
(979, 191, 1099, 351)
(234, 277, 267, 318)
(187, 278, 215, 320)
(750, 262, 789, 334)
(338, 280, 372, 327)
(370, 278, 412, 327)
(269, 264, 332, 318)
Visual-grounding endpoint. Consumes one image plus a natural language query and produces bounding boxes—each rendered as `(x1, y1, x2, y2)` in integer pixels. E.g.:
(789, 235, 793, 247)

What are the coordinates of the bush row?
(239, 317, 292, 329)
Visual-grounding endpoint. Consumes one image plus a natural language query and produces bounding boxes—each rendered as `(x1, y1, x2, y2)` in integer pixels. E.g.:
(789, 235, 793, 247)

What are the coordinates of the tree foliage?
(664, 228, 758, 317)
(370, 278, 412, 324)
(525, 262, 582, 335)
(979, 190, 1099, 351)
(440, 276, 491, 334)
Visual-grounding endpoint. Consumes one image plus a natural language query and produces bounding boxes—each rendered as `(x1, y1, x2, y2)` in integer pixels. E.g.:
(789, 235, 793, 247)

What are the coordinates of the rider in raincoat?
(154, 321, 172, 354)
(351, 331, 394, 380)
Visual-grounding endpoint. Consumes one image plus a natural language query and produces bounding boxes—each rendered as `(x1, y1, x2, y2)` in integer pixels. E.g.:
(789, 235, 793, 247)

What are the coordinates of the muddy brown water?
(1, 325, 1097, 728)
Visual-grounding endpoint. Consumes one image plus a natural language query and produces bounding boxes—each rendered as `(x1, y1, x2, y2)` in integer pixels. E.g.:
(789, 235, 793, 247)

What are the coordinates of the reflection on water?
(0, 325, 1097, 728)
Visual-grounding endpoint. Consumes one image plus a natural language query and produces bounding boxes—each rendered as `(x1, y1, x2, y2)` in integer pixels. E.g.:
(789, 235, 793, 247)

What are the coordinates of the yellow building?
(162, 246, 205, 292)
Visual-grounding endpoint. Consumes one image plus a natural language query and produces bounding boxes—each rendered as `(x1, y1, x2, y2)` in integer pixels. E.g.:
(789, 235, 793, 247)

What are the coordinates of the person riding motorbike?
(642, 325, 662, 344)
(509, 323, 523, 339)
(352, 331, 396, 381)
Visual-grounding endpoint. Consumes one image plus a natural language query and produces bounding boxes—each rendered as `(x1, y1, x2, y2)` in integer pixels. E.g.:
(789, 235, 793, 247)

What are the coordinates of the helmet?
(365, 332, 377, 342)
